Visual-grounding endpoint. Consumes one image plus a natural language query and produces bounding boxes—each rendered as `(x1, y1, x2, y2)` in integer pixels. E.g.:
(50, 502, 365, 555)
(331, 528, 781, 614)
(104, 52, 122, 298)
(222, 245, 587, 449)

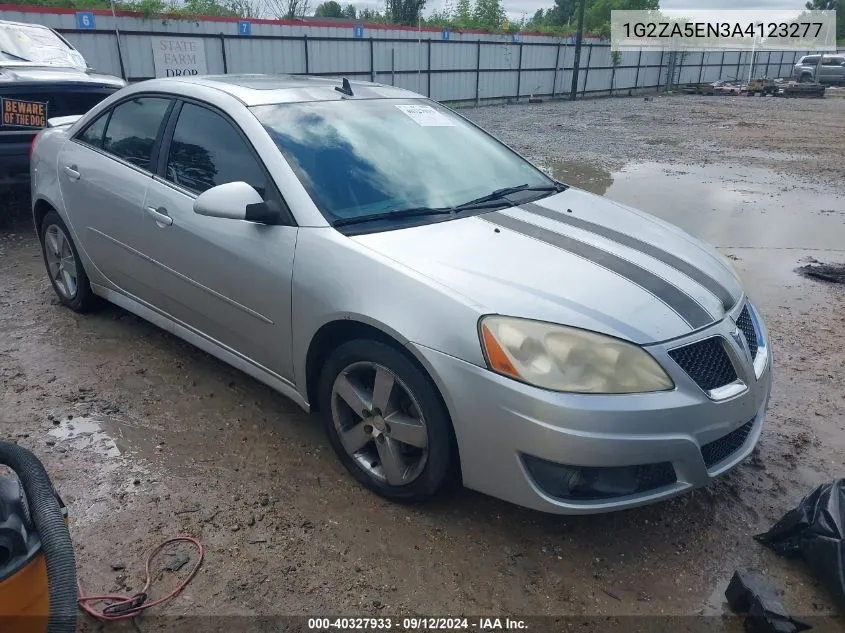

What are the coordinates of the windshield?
(0, 23, 86, 69)
(251, 99, 555, 227)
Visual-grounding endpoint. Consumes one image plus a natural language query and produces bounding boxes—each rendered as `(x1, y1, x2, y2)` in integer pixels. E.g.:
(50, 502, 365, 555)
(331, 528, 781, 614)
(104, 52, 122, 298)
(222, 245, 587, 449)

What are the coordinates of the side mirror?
(193, 181, 279, 224)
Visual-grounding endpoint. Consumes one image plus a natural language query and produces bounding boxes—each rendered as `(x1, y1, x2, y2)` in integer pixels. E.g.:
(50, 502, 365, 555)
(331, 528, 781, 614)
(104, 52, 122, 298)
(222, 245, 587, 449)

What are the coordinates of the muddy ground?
(1, 94, 844, 630)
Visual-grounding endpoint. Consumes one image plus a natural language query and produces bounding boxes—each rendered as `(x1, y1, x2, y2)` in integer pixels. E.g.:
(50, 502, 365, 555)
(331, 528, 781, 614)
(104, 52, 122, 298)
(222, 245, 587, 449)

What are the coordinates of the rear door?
(141, 100, 298, 380)
(58, 95, 174, 308)
(819, 57, 844, 83)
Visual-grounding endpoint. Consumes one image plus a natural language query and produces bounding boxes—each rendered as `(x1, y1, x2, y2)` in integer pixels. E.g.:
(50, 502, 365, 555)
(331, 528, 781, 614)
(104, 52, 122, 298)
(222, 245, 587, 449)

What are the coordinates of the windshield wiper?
(453, 182, 567, 211)
(0, 50, 32, 62)
(332, 205, 455, 227)
(332, 181, 568, 227)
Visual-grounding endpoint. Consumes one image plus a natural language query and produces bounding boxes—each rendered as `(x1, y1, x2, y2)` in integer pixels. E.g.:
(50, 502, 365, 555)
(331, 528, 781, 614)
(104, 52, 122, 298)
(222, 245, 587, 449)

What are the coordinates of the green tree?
(385, 0, 426, 25)
(454, 0, 472, 26)
(804, 0, 845, 41)
(2, 0, 260, 17)
(358, 6, 385, 21)
(584, 0, 659, 38)
(472, 0, 505, 30)
(341, 3, 356, 18)
(549, 0, 576, 26)
(426, 1, 454, 26)
(181, 0, 238, 16)
(314, 0, 342, 16)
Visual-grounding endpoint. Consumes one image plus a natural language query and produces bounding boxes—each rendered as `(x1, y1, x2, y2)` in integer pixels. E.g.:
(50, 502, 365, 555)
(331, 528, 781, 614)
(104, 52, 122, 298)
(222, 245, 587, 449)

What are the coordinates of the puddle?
(555, 161, 844, 252)
(46, 415, 157, 528)
(49, 416, 121, 458)
(701, 574, 732, 616)
(548, 160, 614, 195)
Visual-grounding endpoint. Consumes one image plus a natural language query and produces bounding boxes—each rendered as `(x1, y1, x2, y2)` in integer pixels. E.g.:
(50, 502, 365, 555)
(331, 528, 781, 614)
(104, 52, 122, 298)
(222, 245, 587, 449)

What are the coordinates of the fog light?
(522, 454, 677, 501)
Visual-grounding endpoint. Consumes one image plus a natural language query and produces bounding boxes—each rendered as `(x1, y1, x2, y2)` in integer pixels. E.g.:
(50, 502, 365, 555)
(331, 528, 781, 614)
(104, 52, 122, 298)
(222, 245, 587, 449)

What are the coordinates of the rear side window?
(822, 57, 843, 66)
(103, 97, 171, 170)
(164, 103, 269, 198)
(76, 112, 108, 148)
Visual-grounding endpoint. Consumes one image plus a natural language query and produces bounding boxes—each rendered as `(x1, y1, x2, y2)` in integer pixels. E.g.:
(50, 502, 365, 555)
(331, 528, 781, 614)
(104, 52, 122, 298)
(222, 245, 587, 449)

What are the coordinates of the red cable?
(77, 536, 204, 621)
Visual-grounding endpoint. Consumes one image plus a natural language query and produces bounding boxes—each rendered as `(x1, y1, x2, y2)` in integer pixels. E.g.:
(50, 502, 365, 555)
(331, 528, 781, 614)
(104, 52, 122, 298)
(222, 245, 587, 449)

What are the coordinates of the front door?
(58, 96, 173, 309)
(142, 101, 297, 381)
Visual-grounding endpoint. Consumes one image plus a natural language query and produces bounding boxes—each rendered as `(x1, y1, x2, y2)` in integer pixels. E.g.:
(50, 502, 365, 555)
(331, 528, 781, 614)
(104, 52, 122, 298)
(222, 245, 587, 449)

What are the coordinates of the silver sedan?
(30, 75, 772, 514)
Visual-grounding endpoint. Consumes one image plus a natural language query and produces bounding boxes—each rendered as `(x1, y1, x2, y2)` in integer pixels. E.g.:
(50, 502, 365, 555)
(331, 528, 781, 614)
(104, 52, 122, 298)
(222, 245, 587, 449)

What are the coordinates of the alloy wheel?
(44, 224, 78, 300)
(330, 361, 429, 486)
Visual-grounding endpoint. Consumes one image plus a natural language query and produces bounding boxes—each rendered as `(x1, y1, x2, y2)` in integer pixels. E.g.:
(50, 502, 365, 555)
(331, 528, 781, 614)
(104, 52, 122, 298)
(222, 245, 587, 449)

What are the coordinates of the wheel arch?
(304, 317, 462, 483)
(304, 318, 450, 420)
(307, 318, 410, 410)
(32, 197, 56, 236)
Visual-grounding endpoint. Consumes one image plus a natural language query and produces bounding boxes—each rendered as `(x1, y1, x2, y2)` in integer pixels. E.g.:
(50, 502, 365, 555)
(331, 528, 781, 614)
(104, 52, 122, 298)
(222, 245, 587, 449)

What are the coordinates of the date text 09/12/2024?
(307, 617, 528, 630)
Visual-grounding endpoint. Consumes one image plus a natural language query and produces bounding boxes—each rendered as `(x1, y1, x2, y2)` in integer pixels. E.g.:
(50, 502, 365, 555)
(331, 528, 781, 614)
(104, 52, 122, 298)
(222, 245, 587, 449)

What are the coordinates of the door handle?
(145, 206, 173, 226)
(62, 165, 80, 180)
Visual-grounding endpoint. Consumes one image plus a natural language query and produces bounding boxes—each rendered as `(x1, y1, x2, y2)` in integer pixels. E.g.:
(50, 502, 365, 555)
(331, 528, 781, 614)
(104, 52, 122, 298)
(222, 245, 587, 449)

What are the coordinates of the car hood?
(0, 65, 124, 88)
(351, 189, 744, 345)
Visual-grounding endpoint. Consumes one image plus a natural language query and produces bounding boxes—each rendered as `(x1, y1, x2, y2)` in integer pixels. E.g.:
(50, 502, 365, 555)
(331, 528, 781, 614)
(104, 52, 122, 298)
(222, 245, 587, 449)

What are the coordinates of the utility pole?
(109, 0, 126, 80)
(569, 0, 587, 100)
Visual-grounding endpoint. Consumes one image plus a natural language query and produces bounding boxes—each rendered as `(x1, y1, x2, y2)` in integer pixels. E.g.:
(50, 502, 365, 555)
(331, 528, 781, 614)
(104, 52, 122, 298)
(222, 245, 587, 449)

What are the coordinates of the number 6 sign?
(76, 11, 96, 29)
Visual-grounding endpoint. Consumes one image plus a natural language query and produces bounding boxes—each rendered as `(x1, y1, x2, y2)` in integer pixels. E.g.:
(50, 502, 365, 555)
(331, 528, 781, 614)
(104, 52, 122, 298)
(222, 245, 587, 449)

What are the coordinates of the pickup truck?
(0, 19, 124, 187)
(792, 54, 845, 84)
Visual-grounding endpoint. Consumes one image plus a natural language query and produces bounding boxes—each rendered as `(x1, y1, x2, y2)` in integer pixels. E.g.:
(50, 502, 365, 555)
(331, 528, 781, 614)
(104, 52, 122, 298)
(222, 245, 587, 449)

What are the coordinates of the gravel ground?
(1, 94, 844, 630)
(466, 91, 845, 186)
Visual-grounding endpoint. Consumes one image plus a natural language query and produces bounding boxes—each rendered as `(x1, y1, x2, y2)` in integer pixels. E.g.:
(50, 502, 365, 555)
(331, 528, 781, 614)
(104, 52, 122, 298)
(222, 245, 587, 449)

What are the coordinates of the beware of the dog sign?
(152, 37, 208, 78)
(1, 98, 47, 128)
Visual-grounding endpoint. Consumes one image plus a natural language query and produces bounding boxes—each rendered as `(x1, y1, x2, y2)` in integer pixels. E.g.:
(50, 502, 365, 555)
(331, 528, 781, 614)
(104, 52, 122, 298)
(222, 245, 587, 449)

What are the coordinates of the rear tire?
(39, 210, 98, 313)
(318, 338, 457, 503)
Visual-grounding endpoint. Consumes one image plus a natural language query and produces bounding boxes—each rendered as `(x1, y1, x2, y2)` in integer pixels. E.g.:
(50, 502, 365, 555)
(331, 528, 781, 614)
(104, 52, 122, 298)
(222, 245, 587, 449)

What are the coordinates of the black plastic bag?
(755, 479, 845, 610)
(725, 571, 812, 633)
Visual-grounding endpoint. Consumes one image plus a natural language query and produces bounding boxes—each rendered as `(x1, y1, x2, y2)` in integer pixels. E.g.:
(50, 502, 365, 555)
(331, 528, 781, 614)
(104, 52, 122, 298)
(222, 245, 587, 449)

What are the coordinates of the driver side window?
(165, 103, 269, 199)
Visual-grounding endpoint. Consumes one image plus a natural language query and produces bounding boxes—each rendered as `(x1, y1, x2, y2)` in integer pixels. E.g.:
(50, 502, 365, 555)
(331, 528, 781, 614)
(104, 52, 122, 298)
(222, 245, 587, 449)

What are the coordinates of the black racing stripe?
(522, 202, 736, 310)
(482, 212, 713, 329)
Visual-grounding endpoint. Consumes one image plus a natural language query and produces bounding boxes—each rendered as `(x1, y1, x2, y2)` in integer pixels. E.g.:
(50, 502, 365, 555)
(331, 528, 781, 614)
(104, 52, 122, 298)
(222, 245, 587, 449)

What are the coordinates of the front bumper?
(411, 302, 772, 514)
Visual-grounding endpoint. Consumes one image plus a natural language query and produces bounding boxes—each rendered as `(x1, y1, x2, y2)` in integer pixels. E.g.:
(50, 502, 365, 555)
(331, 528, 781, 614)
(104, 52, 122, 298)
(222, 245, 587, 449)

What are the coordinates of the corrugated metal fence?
(1, 6, 813, 104)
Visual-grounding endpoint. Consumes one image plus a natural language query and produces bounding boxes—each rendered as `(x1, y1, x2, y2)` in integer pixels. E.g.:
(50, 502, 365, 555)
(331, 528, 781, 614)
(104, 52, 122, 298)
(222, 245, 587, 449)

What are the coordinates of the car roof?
(150, 74, 424, 106)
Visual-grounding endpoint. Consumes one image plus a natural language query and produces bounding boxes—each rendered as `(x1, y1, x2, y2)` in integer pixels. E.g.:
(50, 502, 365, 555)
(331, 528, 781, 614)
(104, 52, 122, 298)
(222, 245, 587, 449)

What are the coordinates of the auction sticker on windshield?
(1, 98, 47, 128)
(395, 104, 455, 127)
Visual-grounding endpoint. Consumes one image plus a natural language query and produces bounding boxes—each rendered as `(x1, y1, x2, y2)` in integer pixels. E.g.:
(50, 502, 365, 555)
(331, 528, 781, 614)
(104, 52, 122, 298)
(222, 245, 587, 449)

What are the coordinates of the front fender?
(290, 227, 486, 402)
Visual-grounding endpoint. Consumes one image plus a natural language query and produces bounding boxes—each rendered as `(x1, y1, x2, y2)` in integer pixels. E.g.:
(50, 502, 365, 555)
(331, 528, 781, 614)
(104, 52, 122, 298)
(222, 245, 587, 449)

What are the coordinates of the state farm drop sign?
(152, 37, 208, 77)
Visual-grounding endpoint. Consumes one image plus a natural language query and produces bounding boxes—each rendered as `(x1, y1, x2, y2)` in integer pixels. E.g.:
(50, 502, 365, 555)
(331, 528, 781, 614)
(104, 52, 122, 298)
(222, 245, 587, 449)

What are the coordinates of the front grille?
(701, 420, 754, 469)
(668, 337, 737, 392)
(736, 305, 758, 359)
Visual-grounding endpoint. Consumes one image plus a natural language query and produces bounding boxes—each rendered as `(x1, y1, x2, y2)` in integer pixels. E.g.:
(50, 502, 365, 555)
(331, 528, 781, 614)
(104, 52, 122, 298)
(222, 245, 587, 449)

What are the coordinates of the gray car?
(793, 54, 845, 83)
(30, 75, 772, 514)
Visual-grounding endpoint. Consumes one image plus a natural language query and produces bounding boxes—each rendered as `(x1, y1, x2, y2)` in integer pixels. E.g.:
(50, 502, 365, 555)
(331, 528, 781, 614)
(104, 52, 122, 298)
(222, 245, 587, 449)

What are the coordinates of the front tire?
(318, 339, 456, 503)
(39, 210, 98, 313)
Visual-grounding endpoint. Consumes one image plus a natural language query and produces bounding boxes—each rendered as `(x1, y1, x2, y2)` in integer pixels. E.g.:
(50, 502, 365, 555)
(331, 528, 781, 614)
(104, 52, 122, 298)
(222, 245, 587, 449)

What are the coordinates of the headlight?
(479, 316, 674, 394)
